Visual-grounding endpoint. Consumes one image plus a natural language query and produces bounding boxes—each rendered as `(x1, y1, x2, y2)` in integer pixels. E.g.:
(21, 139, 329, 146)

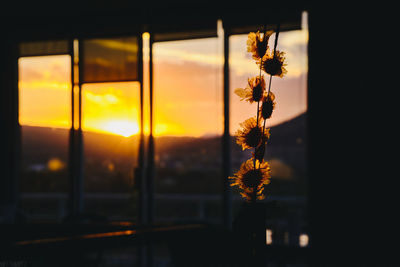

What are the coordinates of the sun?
(102, 120, 139, 137)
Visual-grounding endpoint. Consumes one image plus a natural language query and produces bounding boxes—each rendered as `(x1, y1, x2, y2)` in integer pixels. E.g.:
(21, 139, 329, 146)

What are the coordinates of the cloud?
(84, 90, 120, 106)
(279, 29, 308, 49)
(154, 46, 223, 66)
(152, 28, 308, 80)
(18, 55, 70, 86)
(90, 38, 138, 54)
(231, 30, 308, 79)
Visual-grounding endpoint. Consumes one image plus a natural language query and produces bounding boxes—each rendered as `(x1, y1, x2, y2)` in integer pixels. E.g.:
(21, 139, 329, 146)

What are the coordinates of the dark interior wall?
(306, 3, 393, 265)
(0, 27, 19, 223)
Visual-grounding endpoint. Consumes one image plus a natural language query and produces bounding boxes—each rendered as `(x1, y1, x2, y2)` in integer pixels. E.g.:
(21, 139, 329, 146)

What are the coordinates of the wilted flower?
(230, 158, 271, 201)
(260, 50, 287, 77)
(235, 117, 270, 150)
(234, 76, 266, 103)
(233, 26, 285, 202)
(260, 91, 276, 120)
(247, 31, 274, 60)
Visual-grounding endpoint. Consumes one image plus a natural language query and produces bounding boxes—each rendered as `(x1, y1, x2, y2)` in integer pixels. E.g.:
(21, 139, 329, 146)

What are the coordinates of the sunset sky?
(18, 13, 308, 138)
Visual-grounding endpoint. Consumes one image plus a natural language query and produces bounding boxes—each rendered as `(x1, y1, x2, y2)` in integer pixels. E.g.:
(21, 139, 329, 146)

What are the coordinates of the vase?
(232, 201, 267, 266)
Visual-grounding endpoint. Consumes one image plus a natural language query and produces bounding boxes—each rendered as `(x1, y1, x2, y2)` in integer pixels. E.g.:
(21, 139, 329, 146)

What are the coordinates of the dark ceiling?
(3, 2, 309, 41)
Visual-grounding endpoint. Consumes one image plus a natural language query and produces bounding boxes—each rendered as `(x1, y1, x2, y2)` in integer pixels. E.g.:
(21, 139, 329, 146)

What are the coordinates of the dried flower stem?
(273, 24, 280, 56)
(254, 101, 259, 169)
(262, 25, 280, 136)
(254, 54, 265, 170)
(262, 75, 272, 135)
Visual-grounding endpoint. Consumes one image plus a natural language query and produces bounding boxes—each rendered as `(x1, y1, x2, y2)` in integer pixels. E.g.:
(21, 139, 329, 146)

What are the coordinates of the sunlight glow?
(82, 82, 140, 137)
(102, 120, 139, 137)
(18, 55, 71, 129)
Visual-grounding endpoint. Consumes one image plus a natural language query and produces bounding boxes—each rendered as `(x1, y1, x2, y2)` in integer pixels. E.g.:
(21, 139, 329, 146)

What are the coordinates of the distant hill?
(269, 113, 307, 146)
(21, 126, 139, 164)
(21, 112, 306, 168)
(265, 113, 307, 173)
(20, 112, 307, 195)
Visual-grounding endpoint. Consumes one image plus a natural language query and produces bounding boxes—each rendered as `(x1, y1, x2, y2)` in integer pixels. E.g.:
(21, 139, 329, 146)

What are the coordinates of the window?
(79, 36, 141, 221)
(15, 15, 309, 242)
(18, 55, 71, 222)
(82, 82, 141, 220)
(153, 36, 223, 223)
(81, 37, 139, 83)
(17, 36, 142, 223)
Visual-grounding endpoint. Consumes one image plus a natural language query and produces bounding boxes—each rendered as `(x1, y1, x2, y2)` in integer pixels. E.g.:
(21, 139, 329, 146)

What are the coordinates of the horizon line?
(20, 111, 306, 138)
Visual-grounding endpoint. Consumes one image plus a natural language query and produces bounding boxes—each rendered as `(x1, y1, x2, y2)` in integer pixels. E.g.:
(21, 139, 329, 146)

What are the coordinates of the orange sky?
(18, 13, 308, 138)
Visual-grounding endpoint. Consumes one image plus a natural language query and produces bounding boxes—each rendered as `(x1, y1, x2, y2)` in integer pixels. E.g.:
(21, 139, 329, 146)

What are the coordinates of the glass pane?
(19, 40, 69, 57)
(82, 82, 140, 221)
(153, 36, 223, 223)
(229, 13, 309, 247)
(18, 55, 71, 222)
(81, 37, 138, 83)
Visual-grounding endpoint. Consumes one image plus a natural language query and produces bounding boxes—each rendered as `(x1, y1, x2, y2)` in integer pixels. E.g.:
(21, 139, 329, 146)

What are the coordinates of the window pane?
(81, 37, 139, 83)
(229, 15, 309, 246)
(18, 55, 71, 222)
(153, 37, 223, 223)
(82, 82, 140, 221)
(19, 40, 69, 57)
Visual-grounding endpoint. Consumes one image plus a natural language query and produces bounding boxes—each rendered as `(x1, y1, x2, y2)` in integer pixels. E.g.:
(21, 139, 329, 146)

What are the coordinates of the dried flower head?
(230, 158, 271, 201)
(260, 92, 276, 120)
(260, 50, 287, 77)
(235, 117, 270, 150)
(247, 31, 274, 60)
(234, 76, 266, 103)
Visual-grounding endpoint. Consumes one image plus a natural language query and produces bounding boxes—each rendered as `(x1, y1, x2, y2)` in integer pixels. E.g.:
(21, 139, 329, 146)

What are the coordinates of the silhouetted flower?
(260, 92, 276, 120)
(234, 76, 266, 103)
(233, 26, 285, 202)
(230, 158, 271, 201)
(260, 50, 287, 77)
(247, 31, 274, 60)
(235, 117, 270, 150)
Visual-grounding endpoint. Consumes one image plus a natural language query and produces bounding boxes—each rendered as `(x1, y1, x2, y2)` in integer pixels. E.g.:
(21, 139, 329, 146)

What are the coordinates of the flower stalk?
(230, 24, 286, 202)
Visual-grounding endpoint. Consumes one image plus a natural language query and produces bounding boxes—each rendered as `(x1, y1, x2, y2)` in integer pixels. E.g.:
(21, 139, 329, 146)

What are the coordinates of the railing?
(19, 193, 306, 222)
(18, 193, 309, 250)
